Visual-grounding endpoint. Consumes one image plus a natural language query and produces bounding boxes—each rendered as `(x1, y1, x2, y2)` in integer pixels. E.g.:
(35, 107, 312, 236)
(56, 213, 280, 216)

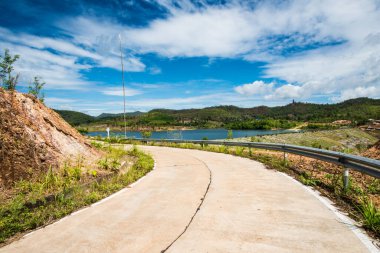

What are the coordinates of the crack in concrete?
(160, 155, 212, 253)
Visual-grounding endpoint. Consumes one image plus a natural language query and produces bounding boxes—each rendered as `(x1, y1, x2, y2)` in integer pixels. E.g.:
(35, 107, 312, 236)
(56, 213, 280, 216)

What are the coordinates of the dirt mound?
(363, 140, 380, 160)
(0, 89, 99, 187)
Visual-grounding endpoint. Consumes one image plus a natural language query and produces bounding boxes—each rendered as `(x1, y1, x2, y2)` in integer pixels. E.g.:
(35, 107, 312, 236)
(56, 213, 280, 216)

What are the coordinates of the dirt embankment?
(363, 140, 380, 160)
(0, 89, 99, 187)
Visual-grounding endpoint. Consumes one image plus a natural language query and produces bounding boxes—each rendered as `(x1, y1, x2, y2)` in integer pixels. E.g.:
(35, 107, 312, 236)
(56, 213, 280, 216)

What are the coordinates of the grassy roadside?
(0, 145, 154, 245)
(113, 138, 380, 239)
(245, 128, 378, 154)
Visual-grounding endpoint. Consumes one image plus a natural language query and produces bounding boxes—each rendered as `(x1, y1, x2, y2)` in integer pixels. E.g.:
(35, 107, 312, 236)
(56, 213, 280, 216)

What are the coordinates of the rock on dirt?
(0, 88, 99, 187)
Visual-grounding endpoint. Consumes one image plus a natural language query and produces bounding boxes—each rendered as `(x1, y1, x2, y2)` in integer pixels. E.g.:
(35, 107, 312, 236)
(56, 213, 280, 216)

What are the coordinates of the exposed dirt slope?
(0, 89, 99, 187)
(363, 140, 380, 160)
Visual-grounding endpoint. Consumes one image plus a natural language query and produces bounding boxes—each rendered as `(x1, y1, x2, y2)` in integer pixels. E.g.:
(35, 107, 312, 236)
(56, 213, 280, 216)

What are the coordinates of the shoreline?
(79, 126, 303, 134)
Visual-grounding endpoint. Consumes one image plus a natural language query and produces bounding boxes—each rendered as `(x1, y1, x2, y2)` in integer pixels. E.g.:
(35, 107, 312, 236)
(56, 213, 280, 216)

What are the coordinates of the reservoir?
(87, 128, 298, 140)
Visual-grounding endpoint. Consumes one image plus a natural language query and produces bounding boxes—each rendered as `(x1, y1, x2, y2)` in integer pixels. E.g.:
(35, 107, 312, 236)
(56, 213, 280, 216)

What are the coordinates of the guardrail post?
(343, 168, 349, 191)
(283, 150, 287, 163)
(282, 144, 287, 163)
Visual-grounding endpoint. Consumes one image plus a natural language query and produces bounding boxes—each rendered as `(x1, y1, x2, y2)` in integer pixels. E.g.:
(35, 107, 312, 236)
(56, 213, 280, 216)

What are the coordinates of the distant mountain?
(55, 97, 380, 127)
(147, 97, 380, 123)
(54, 110, 145, 126)
(54, 110, 95, 126)
(97, 111, 144, 119)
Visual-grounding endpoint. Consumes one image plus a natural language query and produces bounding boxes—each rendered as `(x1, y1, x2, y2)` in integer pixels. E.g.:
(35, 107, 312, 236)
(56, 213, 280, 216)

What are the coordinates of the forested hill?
(54, 110, 96, 126)
(55, 97, 380, 127)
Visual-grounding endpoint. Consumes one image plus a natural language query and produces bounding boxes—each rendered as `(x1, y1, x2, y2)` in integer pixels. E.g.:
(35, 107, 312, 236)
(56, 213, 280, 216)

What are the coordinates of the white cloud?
(0, 27, 100, 60)
(234, 81, 274, 96)
(101, 87, 142, 96)
(123, 0, 380, 101)
(57, 17, 145, 72)
(124, 7, 256, 57)
(121, 0, 364, 59)
(264, 84, 304, 100)
(333, 86, 380, 102)
(0, 24, 145, 90)
(3, 0, 380, 104)
(0, 40, 95, 90)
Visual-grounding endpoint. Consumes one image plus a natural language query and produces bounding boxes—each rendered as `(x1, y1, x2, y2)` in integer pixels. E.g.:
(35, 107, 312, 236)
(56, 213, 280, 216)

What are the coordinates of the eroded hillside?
(0, 89, 99, 187)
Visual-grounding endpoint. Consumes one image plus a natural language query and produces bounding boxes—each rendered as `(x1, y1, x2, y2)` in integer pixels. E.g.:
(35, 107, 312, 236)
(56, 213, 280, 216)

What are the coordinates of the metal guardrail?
(128, 138, 380, 183)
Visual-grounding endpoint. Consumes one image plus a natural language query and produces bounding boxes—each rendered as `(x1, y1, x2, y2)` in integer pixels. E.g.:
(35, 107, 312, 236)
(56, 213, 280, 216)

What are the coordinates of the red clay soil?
(0, 89, 99, 188)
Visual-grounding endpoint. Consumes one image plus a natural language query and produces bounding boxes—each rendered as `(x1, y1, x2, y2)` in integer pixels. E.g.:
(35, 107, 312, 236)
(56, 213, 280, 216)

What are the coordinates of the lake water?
(87, 128, 297, 140)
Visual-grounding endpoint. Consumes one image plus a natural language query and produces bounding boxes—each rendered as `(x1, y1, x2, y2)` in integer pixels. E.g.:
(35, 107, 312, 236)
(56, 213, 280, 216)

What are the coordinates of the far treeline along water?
(55, 97, 380, 131)
(87, 129, 298, 140)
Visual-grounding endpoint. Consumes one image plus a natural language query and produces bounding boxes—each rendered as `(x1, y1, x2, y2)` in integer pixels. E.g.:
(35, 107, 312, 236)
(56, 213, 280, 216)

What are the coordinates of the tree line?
(0, 49, 45, 102)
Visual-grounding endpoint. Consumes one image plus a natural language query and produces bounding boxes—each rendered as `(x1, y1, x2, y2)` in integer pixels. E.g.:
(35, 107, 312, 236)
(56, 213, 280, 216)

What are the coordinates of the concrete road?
(1, 146, 376, 253)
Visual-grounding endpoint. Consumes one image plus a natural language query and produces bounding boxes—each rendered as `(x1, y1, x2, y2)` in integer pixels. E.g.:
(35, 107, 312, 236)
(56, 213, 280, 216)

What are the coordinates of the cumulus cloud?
(121, 0, 380, 101)
(3, 0, 380, 104)
(264, 84, 304, 100)
(124, 7, 256, 57)
(121, 0, 356, 59)
(234, 81, 274, 96)
(333, 86, 380, 102)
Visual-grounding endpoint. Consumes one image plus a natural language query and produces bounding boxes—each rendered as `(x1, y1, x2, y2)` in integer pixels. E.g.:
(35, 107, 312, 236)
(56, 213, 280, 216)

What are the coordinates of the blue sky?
(1, 0, 380, 115)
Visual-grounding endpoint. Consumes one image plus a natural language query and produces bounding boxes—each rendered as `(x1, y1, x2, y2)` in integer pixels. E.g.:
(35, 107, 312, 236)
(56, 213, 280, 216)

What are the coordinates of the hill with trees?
(55, 97, 380, 130)
(54, 110, 96, 126)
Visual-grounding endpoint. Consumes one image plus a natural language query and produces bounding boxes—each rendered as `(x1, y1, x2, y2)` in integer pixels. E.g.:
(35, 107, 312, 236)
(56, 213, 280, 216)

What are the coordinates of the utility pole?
(119, 34, 127, 139)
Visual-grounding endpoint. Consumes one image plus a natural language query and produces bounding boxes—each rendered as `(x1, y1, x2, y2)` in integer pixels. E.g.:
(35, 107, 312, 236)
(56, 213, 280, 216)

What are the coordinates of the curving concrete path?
(1, 146, 377, 252)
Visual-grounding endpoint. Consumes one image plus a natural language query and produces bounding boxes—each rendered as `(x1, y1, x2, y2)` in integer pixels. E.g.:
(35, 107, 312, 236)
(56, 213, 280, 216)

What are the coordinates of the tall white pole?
(119, 34, 127, 139)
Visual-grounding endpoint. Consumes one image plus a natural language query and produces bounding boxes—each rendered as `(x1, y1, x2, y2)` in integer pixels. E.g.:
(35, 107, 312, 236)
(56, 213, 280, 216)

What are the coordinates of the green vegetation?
(227, 129, 233, 139)
(0, 145, 154, 244)
(28, 76, 45, 103)
(141, 131, 152, 138)
(55, 110, 96, 126)
(248, 128, 377, 154)
(359, 198, 380, 234)
(55, 98, 380, 131)
(1, 49, 46, 97)
(0, 49, 20, 90)
(226, 119, 297, 130)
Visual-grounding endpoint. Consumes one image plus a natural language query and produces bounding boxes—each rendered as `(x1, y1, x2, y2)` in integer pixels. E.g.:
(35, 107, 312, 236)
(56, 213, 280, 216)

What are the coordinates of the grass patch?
(247, 128, 378, 154)
(0, 146, 153, 244)
(359, 198, 380, 234)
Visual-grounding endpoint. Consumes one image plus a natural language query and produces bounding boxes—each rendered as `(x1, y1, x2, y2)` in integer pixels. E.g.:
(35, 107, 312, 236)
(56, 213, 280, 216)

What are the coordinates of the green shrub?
(227, 130, 233, 139)
(141, 131, 152, 139)
(90, 141, 103, 149)
(359, 198, 380, 233)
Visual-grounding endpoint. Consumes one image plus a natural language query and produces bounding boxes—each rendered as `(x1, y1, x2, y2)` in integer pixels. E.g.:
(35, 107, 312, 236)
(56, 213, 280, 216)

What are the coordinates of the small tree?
(142, 131, 152, 139)
(227, 129, 233, 139)
(0, 49, 20, 90)
(28, 76, 45, 102)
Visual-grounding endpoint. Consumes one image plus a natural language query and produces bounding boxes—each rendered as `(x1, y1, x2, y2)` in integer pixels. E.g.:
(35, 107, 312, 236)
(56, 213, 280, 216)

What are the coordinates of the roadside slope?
(0, 89, 99, 187)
